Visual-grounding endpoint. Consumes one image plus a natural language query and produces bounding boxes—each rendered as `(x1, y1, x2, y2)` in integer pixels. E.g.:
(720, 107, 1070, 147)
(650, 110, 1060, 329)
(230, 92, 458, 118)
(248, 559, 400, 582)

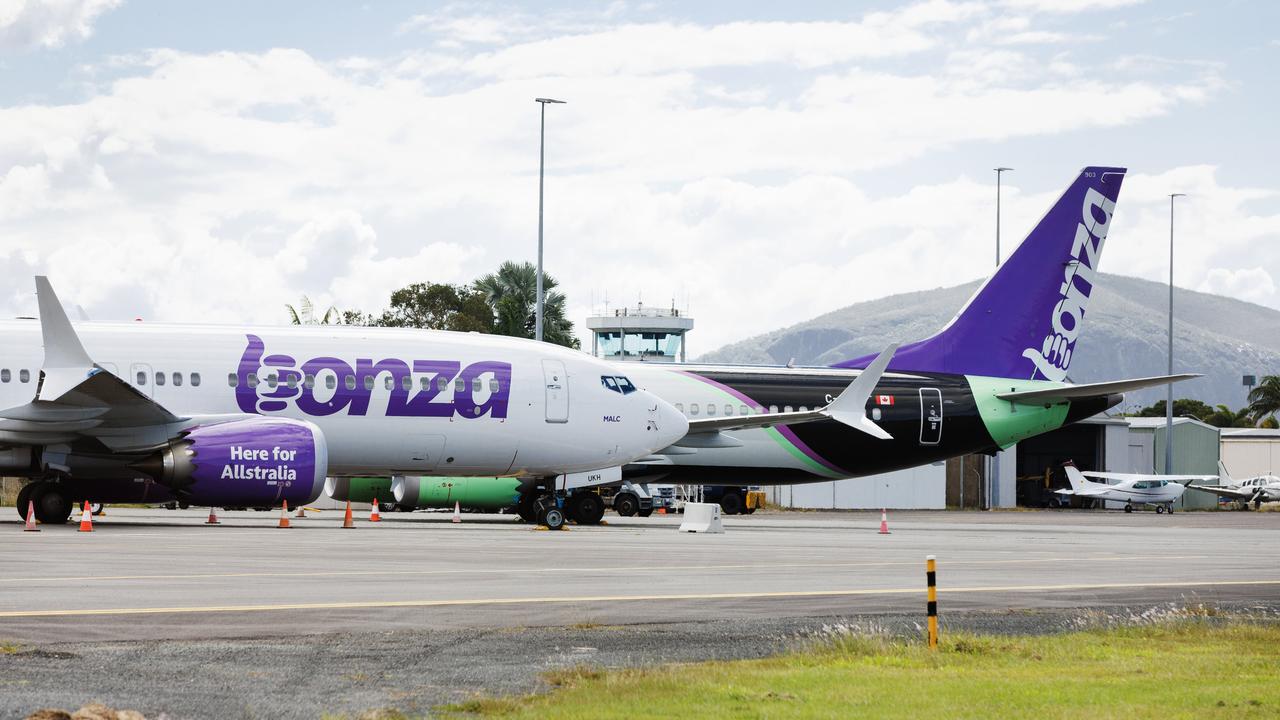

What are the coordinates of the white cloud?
(1198, 268, 1276, 304)
(999, 0, 1147, 13)
(0, 4, 1268, 353)
(0, 0, 121, 51)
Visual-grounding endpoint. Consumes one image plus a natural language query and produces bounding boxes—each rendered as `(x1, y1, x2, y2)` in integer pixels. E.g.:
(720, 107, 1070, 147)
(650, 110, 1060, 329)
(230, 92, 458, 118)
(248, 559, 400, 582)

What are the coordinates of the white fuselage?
(0, 320, 686, 477)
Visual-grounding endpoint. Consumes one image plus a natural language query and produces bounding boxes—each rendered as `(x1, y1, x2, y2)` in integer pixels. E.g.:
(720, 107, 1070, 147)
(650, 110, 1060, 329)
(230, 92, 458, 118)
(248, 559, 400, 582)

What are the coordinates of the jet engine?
(141, 417, 328, 507)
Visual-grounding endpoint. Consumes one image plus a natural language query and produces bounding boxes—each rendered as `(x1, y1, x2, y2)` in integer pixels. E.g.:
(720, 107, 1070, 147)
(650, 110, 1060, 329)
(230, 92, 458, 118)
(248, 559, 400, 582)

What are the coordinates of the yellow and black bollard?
(926, 554, 938, 650)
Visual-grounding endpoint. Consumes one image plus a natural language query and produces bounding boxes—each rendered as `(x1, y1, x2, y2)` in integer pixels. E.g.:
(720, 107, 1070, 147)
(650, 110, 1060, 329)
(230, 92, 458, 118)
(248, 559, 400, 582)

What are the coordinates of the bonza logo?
(1022, 186, 1115, 382)
(234, 335, 512, 419)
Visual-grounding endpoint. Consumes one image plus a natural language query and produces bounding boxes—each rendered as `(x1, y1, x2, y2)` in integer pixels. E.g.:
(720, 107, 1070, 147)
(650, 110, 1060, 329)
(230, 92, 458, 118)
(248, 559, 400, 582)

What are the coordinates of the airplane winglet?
(36, 276, 94, 370)
(35, 276, 99, 400)
(822, 343, 899, 441)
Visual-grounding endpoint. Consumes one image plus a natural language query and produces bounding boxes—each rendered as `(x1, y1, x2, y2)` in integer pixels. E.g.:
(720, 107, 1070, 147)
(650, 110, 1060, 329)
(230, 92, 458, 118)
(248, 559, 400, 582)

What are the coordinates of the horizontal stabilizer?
(996, 373, 1201, 403)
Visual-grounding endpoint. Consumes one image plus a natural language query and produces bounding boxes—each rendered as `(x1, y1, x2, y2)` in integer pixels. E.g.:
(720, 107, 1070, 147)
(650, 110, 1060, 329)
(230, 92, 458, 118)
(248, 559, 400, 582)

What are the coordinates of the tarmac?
(2, 507, 1278, 717)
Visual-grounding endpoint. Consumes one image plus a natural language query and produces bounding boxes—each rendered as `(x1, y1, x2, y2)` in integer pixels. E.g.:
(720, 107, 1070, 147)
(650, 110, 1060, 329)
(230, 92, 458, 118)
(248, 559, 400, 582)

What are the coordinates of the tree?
(1135, 398, 1215, 421)
(285, 295, 338, 325)
(1202, 404, 1256, 429)
(1248, 375, 1280, 426)
(474, 261, 579, 348)
(375, 282, 494, 333)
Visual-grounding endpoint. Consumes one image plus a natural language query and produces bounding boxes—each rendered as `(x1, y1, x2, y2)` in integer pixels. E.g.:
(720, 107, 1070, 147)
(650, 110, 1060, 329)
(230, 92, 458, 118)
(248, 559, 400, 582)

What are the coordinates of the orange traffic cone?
(23, 500, 38, 532)
(342, 500, 355, 529)
(451, 501, 461, 524)
(370, 499, 382, 523)
(78, 501, 93, 532)
(205, 507, 221, 525)
(878, 508, 890, 535)
(277, 500, 291, 529)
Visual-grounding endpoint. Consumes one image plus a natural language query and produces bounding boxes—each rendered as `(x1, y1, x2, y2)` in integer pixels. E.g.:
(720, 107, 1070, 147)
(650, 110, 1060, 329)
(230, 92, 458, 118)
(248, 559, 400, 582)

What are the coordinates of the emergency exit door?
(919, 387, 942, 445)
(542, 359, 569, 423)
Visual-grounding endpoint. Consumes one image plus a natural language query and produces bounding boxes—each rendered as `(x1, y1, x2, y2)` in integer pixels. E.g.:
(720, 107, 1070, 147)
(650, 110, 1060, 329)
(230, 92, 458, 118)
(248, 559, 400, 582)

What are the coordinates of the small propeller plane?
(1056, 462, 1217, 514)
(1184, 461, 1280, 510)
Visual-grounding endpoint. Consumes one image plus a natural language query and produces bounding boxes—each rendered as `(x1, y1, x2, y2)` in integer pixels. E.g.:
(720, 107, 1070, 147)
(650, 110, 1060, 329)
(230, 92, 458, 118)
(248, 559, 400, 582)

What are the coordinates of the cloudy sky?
(1, 0, 1276, 354)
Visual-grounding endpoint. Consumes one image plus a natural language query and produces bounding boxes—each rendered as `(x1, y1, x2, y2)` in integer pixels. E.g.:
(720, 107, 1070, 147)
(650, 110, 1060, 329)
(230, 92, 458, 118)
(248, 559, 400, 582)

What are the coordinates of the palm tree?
(1248, 375, 1280, 427)
(285, 295, 339, 325)
(1203, 404, 1256, 429)
(474, 261, 578, 348)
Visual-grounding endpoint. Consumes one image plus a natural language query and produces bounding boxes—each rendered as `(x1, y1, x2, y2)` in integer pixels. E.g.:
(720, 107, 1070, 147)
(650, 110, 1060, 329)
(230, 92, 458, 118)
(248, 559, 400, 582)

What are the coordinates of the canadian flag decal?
(876, 394, 894, 406)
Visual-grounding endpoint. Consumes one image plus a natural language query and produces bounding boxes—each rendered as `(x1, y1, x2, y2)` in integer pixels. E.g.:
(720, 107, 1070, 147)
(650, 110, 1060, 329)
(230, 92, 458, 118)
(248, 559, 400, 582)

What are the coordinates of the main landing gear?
(14, 480, 74, 524)
(516, 485, 605, 530)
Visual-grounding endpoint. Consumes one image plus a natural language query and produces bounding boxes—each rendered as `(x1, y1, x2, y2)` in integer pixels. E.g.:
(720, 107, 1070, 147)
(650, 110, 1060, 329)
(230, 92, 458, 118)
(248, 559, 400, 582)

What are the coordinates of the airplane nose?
(643, 392, 688, 452)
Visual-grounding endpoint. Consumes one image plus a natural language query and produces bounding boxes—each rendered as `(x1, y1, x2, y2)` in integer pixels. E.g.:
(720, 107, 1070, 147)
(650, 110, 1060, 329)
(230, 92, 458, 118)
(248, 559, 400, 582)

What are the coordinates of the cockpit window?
(601, 375, 637, 394)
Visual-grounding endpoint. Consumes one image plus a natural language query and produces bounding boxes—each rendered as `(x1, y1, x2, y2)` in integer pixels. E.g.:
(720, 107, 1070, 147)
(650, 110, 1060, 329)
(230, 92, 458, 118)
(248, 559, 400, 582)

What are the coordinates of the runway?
(2, 507, 1276, 643)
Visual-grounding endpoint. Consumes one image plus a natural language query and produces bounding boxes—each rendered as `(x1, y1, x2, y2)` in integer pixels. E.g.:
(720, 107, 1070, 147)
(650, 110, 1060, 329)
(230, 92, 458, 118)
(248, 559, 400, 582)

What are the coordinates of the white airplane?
(5, 277, 692, 528)
(1185, 461, 1280, 510)
(1056, 463, 1216, 514)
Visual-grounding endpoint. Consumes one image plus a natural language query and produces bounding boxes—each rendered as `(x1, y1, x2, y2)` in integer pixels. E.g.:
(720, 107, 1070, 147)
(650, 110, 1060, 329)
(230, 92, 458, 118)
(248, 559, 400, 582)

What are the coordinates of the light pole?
(994, 167, 1013, 266)
(534, 97, 565, 343)
(1166, 193, 1185, 473)
(990, 167, 1012, 509)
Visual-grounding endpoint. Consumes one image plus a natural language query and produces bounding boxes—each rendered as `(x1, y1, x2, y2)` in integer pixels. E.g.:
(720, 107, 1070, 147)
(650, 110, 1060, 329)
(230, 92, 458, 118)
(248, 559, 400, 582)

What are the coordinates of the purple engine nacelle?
(149, 417, 328, 507)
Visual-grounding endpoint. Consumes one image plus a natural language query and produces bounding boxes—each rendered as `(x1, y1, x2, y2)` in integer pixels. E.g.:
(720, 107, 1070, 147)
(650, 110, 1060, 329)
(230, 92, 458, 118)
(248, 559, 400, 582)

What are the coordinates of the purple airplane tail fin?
(835, 166, 1126, 380)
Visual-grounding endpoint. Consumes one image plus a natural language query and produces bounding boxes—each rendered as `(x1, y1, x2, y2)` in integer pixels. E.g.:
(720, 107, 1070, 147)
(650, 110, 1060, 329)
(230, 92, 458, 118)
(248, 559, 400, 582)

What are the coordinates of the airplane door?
(919, 388, 942, 445)
(542, 359, 569, 423)
(130, 363, 154, 398)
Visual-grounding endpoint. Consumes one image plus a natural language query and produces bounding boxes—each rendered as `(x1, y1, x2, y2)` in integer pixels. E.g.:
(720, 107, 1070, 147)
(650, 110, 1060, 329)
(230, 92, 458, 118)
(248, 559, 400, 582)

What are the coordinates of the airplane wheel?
(1123, 504, 1133, 514)
(570, 494, 605, 525)
(613, 493, 639, 517)
(31, 483, 73, 524)
(636, 508, 653, 518)
(1256, 500, 1263, 510)
(1167, 505, 1174, 514)
(15, 482, 34, 521)
(1155, 505, 1164, 514)
(540, 505, 565, 531)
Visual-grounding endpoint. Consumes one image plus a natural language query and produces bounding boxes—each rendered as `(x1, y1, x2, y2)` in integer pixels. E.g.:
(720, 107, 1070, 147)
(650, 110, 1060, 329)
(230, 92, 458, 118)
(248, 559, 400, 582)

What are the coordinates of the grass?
(437, 620, 1280, 719)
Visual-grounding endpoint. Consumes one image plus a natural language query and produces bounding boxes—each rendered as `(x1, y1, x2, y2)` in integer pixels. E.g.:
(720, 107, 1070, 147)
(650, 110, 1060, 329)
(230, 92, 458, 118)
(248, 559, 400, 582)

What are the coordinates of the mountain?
(697, 273, 1280, 410)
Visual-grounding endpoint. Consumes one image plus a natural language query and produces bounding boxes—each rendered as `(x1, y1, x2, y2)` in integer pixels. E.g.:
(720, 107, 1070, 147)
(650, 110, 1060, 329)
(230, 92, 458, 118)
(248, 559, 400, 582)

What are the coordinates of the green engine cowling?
(325, 476, 522, 511)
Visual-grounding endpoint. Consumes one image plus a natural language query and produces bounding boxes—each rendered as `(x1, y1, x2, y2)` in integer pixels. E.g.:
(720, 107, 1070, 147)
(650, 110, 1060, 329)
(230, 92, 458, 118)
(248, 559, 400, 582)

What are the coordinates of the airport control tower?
(585, 303, 694, 363)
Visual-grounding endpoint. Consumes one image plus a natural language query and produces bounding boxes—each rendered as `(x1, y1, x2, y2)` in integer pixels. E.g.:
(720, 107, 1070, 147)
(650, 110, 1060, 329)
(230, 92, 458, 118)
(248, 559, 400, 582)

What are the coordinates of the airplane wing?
(995, 374, 1201, 403)
(677, 344, 899, 447)
(1081, 471, 1218, 484)
(0, 277, 190, 453)
(1184, 484, 1256, 500)
(1055, 488, 1112, 497)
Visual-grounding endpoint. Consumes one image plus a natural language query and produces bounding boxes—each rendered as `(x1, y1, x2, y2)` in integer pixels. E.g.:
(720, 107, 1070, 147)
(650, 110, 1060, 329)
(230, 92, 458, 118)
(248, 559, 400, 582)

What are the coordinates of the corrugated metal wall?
(766, 463, 946, 510)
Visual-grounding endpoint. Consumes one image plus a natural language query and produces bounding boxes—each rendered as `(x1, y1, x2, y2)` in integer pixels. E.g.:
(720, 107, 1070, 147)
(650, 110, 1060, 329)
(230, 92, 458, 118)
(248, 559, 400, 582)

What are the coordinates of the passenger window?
(741, 405, 749, 415)
(707, 404, 716, 416)
(363, 376, 375, 391)
(784, 406, 793, 413)
(327, 375, 337, 390)
(266, 374, 278, 389)
(690, 403, 700, 416)
(191, 372, 201, 387)
(755, 406, 765, 414)
(769, 406, 779, 414)
(454, 378, 465, 392)
(228, 373, 238, 388)
(248, 373, 258, 388)
(173, 372, 183, 387)
(155, 372, 166, 386)
(489, 379, 500, 392)
(19, 369, 29, 383)
(675, 403, 684, 413)
(420, 377, 430, 391)
(136, 371, 146, 386)
(304, 374, 315, 389)
(384, 376, 393, 391)
(344, 376, 356, 390)
(798, 406, 807, 413)
(437, 376, 449, 392)
(287, 375, 298, 389)
(469, 378, 479, 393)
(401, 376, 412, 391)
(1, 369, 9, 383)
(725, 404, 733, 416)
